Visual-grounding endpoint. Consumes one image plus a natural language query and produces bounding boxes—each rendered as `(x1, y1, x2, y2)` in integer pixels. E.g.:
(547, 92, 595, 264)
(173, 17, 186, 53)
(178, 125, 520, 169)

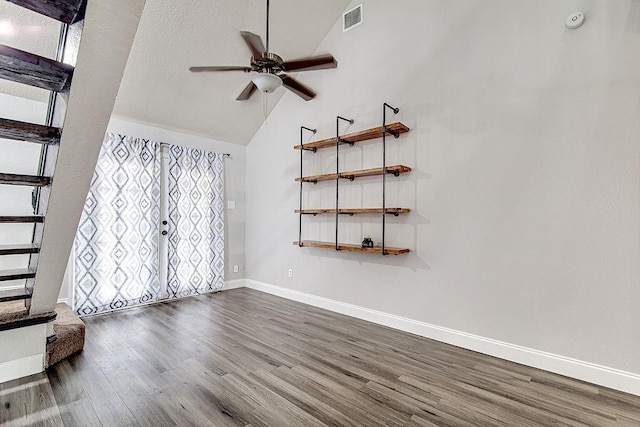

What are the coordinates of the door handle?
(162, 230, 168, 236)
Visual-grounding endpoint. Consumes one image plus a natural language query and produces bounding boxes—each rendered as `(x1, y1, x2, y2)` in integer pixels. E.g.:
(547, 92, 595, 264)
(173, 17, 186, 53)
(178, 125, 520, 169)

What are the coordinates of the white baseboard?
(223, 279, 246, 290)
(0, 354, 44, 383)
(57, 298, 69, 305)
(240, 279, 640, 396)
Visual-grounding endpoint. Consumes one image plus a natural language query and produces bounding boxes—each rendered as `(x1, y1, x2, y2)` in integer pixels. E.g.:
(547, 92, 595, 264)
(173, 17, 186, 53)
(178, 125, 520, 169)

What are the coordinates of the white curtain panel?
(74, 134, 161, 316)
(167, 145, 225, 298)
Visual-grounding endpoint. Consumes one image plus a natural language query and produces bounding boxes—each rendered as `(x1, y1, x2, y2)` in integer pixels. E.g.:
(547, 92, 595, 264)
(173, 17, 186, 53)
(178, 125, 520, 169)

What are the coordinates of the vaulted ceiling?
(112, 0, 351, 145)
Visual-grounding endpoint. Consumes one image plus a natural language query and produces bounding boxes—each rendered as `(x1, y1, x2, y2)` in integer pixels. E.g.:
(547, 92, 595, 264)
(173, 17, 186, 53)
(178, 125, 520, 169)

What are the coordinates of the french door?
(73, 135, 224, 316)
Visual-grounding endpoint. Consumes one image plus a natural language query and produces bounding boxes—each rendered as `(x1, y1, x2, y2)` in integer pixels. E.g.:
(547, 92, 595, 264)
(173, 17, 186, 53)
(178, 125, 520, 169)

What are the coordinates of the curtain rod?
(159, 142, 230, 157)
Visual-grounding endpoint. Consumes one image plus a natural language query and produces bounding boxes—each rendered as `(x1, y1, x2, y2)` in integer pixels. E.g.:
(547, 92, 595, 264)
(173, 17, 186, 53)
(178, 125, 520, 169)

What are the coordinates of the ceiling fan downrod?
(265, 0, 270, 54)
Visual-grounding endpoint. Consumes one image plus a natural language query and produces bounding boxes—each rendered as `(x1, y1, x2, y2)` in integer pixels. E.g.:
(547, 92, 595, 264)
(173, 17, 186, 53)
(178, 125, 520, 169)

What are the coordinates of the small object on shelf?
(362, 237, 373, 248)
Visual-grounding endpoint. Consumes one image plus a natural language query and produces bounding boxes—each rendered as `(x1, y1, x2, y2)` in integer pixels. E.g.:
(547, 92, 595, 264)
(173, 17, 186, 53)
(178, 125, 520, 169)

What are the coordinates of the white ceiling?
(113, 0, 351, 145)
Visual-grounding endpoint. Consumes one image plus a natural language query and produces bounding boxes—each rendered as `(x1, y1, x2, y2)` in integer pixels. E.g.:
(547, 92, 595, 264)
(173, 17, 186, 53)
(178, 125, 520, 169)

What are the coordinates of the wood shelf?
(296, 165, 411, 183)
(296, 208, 410, 215)
(294, 122, 410, 151)
(293, 240, 410, 255)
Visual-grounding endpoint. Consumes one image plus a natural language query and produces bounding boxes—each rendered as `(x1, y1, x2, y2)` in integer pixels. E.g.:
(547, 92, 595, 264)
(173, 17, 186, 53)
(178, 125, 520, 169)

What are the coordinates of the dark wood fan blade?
(281, 54, 337, 72)
(236, 81, 258, 101)
(190, 66, 252, 72)
(281, 75, 316, 101)
(240, 31, 266, 59)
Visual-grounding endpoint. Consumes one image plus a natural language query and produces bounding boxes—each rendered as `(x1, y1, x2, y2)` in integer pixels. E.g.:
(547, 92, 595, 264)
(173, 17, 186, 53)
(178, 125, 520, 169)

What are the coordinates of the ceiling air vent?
(343, 4, 363, 32)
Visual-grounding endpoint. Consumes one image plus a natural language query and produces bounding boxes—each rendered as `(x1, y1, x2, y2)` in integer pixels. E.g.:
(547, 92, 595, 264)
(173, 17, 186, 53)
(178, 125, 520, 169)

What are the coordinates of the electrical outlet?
(288, 269, 293, 278)
(233, 265, 239, 273)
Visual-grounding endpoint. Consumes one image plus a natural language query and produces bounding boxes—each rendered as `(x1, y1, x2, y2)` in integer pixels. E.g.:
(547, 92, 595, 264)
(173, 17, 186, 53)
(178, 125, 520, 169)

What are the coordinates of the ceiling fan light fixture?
(252, 73, 282, 93)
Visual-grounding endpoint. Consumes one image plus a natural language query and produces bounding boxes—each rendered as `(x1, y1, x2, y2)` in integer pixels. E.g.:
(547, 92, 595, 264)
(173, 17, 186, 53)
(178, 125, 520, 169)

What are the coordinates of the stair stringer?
(29, 0, 147, 315)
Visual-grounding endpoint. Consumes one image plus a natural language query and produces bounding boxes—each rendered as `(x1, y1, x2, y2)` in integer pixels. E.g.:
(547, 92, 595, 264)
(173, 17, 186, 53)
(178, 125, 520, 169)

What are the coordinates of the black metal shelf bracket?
(299, 125, 317, 247)
(337, 137, 355, 147)
(336, 115, 354, 251)
(340, 175, 355, 181)
(382, 103, 400, 255)
(384, 126, 400, 139)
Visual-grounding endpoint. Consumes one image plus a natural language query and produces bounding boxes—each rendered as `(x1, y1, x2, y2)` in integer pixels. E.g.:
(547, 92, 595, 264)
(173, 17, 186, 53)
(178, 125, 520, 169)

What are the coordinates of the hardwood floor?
(2, 288, 640, 426)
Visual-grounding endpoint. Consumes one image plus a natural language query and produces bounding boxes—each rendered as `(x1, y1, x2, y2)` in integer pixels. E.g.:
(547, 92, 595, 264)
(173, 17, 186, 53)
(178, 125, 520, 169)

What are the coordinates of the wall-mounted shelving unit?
(294, 103, 411, 255)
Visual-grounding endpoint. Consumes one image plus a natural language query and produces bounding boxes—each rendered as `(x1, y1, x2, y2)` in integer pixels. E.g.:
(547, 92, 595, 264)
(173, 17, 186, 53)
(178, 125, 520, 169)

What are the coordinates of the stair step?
(0, 118, 61, 145)
(0, 173, 51, 187)
(0, 216, 44, 223)
(46, 303, 85, 367)
(0, 287, 32, 303)
(0, 244, 40, 256)
(5, 0, 86, 24)
(0, 300, 56, 332)
(0, 268, 36, 282)
(0, 44, 74, 92)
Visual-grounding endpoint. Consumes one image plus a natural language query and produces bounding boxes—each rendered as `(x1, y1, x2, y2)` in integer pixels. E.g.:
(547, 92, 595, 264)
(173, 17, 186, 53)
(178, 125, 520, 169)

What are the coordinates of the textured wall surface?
(245, 0, 640, 374)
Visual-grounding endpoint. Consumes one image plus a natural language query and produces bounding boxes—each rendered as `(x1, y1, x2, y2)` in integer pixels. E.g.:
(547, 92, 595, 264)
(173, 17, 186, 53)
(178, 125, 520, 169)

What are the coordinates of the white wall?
(245, 0, 640, 380)
(58, 116, 247, 303)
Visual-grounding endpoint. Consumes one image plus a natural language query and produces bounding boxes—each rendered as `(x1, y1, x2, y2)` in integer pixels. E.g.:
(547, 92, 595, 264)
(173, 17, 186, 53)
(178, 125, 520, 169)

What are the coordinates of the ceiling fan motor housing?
(252, 52, 284, 72)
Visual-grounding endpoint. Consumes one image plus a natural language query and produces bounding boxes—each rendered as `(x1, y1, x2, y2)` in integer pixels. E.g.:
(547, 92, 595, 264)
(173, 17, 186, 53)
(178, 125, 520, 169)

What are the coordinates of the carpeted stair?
(0, 300, 56, 330)
(45, 303, 85, 367)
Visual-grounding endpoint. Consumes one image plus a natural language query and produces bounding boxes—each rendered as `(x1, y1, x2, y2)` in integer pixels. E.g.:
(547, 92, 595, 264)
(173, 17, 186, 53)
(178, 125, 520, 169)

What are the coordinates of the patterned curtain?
(74, 134, 161, 316)
(167, 145, 224, 298)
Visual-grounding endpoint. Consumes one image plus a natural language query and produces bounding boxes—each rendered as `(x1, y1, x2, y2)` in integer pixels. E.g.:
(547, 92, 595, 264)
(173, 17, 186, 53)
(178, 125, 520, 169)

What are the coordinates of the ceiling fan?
(189, 0, 337, 101)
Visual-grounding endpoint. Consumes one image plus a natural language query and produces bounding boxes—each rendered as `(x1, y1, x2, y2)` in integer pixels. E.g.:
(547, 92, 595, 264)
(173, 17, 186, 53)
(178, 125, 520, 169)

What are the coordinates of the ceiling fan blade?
(281, 54, 337, 72)
(236, 81, 258, 101)
(281, 75, 316, 101)
(240, 31, 266, 59)
(190, 66, 252, 72)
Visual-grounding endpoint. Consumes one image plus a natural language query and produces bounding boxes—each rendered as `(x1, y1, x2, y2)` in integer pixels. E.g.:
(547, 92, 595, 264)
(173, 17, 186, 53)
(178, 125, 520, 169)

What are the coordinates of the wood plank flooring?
(2, 288, 640, 426)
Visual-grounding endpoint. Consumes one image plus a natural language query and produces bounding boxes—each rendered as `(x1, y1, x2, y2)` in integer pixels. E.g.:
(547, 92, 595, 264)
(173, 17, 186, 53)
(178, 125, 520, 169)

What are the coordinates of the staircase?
(0, 0, 84, 334)
(0, 0, 146, 382)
